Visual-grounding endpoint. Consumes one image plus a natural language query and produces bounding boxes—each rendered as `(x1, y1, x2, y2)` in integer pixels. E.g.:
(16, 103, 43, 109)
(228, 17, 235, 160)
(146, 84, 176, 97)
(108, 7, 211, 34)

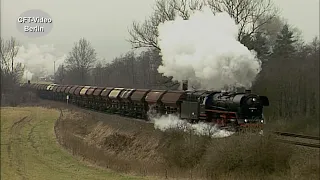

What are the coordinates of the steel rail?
(271, 131, 320, 140)
(275, 139, 320, 148)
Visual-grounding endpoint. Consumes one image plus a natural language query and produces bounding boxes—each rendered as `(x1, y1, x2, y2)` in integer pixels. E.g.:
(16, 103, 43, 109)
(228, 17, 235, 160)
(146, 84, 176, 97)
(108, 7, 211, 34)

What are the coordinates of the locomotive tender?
(21, 81, 269, 132)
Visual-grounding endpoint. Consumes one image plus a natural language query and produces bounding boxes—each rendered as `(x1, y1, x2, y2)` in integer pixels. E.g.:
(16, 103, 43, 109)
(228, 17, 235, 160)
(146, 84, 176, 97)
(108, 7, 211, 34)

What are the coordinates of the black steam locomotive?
(22, 81, 269, 132)
(180, 89, 269, 131)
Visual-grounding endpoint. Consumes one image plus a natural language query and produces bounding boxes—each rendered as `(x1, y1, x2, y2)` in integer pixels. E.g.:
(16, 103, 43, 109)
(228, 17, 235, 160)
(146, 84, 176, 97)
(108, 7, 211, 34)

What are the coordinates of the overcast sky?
(1, 0, 319, 62)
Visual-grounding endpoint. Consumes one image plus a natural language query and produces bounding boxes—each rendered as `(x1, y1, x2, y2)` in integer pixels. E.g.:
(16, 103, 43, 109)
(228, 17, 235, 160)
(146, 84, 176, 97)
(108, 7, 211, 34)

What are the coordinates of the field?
(0, 106, 150, 180)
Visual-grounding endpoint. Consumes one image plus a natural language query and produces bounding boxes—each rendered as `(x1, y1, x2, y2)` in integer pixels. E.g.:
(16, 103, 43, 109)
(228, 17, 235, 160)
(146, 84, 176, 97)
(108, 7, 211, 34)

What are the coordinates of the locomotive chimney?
(27, 80, 30, 84)
(245, 89, 251, 94)
(182, 80, 188, 91)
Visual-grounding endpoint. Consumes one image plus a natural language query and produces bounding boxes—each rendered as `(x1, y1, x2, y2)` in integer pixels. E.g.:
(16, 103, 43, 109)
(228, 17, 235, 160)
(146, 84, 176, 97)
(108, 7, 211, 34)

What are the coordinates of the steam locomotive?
(21, 81, 269, 132)
(181, 89, 269, 131)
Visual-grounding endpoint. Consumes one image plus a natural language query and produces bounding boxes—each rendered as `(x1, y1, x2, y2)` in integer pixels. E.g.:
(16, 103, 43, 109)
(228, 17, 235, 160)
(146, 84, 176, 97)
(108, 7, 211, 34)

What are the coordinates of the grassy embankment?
(0, 107, 150, 180)
(55, 108, 320, 180)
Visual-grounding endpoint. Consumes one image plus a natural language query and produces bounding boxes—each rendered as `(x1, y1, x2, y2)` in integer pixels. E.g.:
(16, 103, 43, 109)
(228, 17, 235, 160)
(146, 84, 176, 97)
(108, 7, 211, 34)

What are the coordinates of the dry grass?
(0, 107, 150, 180)
(157, 129, 294, 179)
(55, 111, 167, 178)
(265, 116, 319, 136)
(54, 108, 319, 180)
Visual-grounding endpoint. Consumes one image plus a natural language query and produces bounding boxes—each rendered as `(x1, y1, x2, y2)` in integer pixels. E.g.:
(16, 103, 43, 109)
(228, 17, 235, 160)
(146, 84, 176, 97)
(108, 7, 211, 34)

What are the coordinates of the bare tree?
(0, 37, 25, 106)
(128, 0, 278, 50)
(122, 51, 136, 87)
(128, 0, 205, 50)
(144, 49, 180, 89)
(54, 64, 65, 84)
(207, 0, 279, 40)
(65, 38, 97, 84)
(0, 37, 24, 86)
(0, 37, 21, 73)
(92, 61, 104, 86)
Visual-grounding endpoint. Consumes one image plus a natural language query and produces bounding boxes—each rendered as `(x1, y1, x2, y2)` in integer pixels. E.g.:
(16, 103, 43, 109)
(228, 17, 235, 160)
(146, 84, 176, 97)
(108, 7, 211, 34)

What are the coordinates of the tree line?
(1, 0, 319, 126)
(0, 37, 25, 103)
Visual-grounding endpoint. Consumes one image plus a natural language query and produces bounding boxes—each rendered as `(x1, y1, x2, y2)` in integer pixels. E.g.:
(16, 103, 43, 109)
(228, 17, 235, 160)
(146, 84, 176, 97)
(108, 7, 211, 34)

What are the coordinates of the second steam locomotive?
(22, 80, 269, 132)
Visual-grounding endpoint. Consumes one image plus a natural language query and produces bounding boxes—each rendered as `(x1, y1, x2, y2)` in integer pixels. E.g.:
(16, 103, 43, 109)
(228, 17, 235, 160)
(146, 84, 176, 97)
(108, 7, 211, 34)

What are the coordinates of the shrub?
(159, 128, 210, 169)
(158, 128, 293, 179)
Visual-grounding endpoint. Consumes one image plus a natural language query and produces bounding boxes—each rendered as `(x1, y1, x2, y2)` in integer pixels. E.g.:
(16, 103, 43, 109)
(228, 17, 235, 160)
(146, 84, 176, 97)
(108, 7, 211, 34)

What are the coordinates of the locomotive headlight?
(260, 119, 264, 123)
(244, 119, 248, 123)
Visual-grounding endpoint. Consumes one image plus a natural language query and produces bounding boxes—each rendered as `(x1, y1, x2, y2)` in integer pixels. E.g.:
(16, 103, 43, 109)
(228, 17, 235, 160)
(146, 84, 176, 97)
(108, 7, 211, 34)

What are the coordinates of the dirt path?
(0, 107, 149, 180)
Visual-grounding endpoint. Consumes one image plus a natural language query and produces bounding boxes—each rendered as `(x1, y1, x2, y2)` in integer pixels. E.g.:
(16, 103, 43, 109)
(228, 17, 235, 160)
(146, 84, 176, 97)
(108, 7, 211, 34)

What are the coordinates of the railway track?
(271, 131, 320, 148)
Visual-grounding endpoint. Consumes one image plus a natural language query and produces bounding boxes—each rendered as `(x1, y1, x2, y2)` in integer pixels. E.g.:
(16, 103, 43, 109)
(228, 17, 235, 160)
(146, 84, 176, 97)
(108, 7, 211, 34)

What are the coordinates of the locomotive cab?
(180, 90, 208, 123)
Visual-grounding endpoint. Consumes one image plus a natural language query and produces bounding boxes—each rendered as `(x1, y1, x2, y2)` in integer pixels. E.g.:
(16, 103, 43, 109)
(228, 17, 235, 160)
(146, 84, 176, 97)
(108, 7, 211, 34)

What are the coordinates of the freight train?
(20, 81, 269, 132)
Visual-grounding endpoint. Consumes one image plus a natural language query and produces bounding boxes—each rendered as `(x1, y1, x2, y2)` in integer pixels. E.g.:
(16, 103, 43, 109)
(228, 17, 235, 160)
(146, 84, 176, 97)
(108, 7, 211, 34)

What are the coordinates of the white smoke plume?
(157, 7, 262, 90)
(14, 44, 66, 80)
(151, 113, 234, 138)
